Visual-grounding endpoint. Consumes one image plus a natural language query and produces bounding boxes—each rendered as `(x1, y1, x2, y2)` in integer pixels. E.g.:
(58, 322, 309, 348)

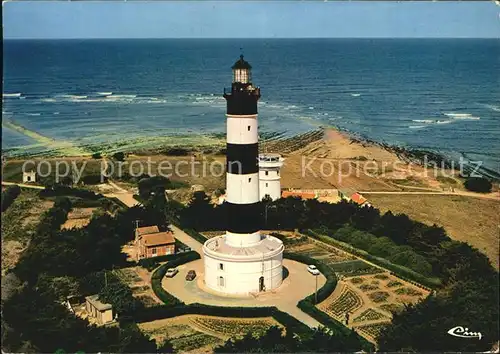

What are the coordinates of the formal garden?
(1, 183, 498, 353)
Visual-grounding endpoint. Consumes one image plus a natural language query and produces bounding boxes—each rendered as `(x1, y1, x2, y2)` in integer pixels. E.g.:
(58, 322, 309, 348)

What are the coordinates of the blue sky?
(3, 1, 499, 39)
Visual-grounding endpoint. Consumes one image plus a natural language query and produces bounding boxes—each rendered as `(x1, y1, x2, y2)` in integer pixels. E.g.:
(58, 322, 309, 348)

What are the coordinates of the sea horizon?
(3, 38, 499, 175)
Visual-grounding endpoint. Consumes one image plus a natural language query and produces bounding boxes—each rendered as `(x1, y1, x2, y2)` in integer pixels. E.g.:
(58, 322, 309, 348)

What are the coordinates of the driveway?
(162, 258, 326, 328)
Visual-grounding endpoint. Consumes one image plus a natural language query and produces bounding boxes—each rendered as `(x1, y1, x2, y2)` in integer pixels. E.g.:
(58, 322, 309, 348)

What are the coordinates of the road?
(1, 181, 45, 190)
(360, 190, 499, 200)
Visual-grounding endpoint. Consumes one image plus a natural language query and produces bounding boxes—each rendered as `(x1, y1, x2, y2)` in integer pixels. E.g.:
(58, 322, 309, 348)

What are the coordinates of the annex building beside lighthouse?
(202, 56, 284, 295)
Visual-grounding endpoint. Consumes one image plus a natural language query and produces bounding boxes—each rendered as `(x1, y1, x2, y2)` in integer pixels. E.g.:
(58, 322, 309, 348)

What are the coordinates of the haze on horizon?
(3, 1, 499, 39)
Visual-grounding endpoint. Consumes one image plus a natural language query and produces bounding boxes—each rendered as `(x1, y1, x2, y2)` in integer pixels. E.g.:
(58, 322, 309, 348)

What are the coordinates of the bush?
(91, 152, 102, 159)
(304, 229, 440, 289)
(181, 228, 207, 244)
(1, 185, 21, 212)
(40, 185, 103, 200)
(284, 252, 337, 304)
(135, 303, 310, 336)
(297, 300, 374, 352)
(138, 250, 200, 271)
(464, 177, 492, 193)
(113, 152, 125, 161)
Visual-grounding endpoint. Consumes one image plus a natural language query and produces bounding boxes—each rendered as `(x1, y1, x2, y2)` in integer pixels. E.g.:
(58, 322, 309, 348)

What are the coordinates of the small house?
(137, 229, 176, 260)
(281, 190, 316, 200)
(135, 225, 160, 244)
(350, 192, 370, 207)
(22, 170, 36, 183)
(85, 295, 113, 325)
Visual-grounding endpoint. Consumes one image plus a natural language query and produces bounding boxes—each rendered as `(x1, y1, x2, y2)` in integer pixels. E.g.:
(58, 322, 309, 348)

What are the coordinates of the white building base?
(202, 235, 284, 295)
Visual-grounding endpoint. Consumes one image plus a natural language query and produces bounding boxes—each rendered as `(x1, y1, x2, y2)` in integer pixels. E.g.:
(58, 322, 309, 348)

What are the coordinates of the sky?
(2, 1, 499, 39)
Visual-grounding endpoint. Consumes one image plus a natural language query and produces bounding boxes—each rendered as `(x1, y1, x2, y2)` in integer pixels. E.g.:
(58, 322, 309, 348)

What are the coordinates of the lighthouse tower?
(259, 153, 284, 201)
(202, 56, 284, 295)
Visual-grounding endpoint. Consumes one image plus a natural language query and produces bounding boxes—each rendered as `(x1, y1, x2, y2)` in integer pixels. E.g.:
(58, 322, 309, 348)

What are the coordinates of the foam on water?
(482, 104, 500, 113)
(409, 125, 426, 129)
(351, 93, 361, 97)
(3, 93, 22, 98)
(412, 119, 434, 123)
(443, 112, 480, 120)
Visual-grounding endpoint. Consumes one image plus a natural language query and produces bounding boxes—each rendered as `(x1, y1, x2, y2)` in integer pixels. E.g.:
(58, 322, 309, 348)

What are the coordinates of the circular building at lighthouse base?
(202, 235, 284, 296)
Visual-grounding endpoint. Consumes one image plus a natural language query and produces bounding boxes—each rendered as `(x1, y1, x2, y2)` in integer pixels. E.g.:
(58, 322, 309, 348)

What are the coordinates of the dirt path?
(362, 190, 499, 201)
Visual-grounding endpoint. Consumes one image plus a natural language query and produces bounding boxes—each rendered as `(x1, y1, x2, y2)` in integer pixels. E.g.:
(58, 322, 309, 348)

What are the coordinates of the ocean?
(2, 39, 499, 174)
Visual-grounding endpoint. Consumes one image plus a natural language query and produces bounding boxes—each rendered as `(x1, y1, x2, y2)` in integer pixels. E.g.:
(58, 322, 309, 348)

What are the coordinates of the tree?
(92, 152, 102, 159)
(113, 152, 125, 162)
(464, 177, 492, 193)
(181, 191, 214, 230)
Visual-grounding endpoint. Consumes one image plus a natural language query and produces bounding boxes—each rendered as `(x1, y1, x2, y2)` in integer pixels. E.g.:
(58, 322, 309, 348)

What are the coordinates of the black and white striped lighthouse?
(202, 56, 284, 294)
(223, 55, 262, 247)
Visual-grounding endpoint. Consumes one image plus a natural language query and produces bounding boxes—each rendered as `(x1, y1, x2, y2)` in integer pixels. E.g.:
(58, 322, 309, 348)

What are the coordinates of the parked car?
(185, 270, 197, 281)
(165, 268, 179, 278)
(307, 265, 320, 275)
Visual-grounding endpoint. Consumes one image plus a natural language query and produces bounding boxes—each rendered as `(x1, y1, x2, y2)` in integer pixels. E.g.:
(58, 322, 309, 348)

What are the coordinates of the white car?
(307, 265, 320, 275)
(165, 268, 179, 278)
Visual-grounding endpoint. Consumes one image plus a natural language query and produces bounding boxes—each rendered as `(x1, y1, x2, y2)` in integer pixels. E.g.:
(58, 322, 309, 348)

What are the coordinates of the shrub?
(297, 300, 374, 352)
(1, 185, 21, 212)
(91, 152, 102, 159)
(139, 251, 200, 271)
(464, 177, 492, 193)
(284, 252, 337, 304)
(182, 228, 207, 244)
(40, 185, 103, 200)
(304, 229, 440, 289)
(113, 152, 125, 161)
(135, 304, 310, 336)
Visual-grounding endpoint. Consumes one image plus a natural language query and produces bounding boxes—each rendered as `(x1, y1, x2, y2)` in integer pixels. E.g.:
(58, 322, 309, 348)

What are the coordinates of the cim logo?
(448, 326, 482, 340)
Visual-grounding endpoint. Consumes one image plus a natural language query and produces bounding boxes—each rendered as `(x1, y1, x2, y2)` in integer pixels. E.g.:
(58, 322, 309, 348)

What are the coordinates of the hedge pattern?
(138, 250, 199, 271)
(135, 303, 310, 336)
(284, 251, 374, 351)
(284, 252, 337, 304)
(302, 229, 440, 289)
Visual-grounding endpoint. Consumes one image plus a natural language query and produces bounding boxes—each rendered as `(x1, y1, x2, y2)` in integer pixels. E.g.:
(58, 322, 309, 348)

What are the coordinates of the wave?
(110, 94, 137, 99)
(436, 120, 452, 124)
(3, 93, 22, 98)
(444, 112, 480, 120)
(412, 119, 434, 124)
(58, 94, 88, 100)
(351, 93, 361, 97)
(482, 104, 500, 112)
(443, 112, 471, 118)
(409, 125, 426, 129)
(26, 113, 41, 116)
(97, 92, 113, 96)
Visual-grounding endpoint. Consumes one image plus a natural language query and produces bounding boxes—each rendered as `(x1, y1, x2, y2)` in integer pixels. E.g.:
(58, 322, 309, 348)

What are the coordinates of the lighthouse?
(202, 56, 284, 295)
(259, 153, 284, 201)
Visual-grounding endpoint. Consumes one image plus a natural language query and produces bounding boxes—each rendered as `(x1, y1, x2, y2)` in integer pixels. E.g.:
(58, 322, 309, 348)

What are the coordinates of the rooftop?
(136, 225, 160, 236)
(141, 231, 175, 246)
(204, 235, 283, 258)
(350, 192, 368, 205)
(282, 191, 316, 200)
(232, 55, 252, 70)
(85, 295, 112, 311)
